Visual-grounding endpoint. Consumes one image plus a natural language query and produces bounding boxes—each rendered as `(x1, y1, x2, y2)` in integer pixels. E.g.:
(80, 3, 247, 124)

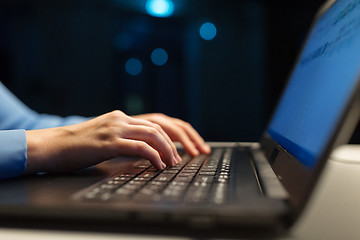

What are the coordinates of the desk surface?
(0, 228, 189, 240)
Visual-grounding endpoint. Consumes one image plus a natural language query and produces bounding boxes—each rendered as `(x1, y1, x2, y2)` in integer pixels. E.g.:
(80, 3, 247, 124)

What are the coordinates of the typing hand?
(25, 111, 209, 175)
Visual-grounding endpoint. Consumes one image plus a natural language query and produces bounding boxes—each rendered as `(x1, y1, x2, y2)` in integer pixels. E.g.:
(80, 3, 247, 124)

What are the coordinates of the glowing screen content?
(268, 0, 360, 168)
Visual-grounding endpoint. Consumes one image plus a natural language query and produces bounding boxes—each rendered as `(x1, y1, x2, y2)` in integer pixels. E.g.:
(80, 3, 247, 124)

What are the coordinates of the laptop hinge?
(251, 148, 289, 199)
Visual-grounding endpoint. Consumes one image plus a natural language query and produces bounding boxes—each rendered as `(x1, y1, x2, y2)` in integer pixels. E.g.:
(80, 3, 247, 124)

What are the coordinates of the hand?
(24, 111, 209, 175)
(25, 110, 181, 174)
(133, 113, 211, 156)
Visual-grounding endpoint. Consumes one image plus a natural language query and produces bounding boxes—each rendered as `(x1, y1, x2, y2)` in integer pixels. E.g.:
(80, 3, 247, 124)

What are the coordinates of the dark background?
(2, 0, 350, 143)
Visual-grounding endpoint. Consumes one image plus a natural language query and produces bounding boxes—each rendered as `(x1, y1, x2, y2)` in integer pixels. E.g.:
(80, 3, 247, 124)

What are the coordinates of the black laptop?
(1, 0, 360, 238)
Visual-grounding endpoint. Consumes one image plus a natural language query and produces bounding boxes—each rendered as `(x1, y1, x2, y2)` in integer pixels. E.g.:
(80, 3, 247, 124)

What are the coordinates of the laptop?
(1, 0, 360, 238)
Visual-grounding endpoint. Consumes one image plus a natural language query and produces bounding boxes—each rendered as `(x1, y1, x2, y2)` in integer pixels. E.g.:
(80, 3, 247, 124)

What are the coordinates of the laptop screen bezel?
(260, 0, 360, 221)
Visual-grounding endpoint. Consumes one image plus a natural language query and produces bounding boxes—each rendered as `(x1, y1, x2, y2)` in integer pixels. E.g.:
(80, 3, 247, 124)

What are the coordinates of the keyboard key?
(173, 176, 193, 183)
(194, 176, 214, 183)
(122, 184, 140, 191)
(133, 177, 150, 182)
(169, 181, 189, 187)
(170, 167, 183, 172)
(115, 187, 134, 195)
(199, 171, 216, 176)
(139, 172, 157, 179)
(162, 169, 179, 174)
(177, 172, 195, 177)
(146, 181, 168, 191)
(154, 173, 176, 182)
(133, 159, 151, 168)
(181, 169, 198, 173)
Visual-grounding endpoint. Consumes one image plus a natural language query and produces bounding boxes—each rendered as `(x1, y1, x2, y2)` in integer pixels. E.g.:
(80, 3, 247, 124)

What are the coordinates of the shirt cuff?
(0, 130, 27, 179)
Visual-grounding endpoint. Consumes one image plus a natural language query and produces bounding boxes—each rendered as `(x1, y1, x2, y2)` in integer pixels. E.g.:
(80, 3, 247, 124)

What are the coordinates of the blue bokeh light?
(125, 58, 143, 76)
(151, 48, 168, 66)
(145, 0, 174, 18)
(199, 22, 217, 41)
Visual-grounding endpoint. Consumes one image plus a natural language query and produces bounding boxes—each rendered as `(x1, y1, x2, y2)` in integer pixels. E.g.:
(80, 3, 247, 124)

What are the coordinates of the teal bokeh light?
(151, 48, 168, 66)
(200, 22, 217, 41)
(145, 0, 174, 18)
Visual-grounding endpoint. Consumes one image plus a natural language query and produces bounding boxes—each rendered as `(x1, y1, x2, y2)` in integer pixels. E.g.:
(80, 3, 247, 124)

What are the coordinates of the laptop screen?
(267, 0, 360, 168)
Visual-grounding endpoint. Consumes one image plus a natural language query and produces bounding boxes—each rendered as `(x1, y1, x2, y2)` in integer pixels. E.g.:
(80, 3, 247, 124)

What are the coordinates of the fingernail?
(161, 163, 166, 170)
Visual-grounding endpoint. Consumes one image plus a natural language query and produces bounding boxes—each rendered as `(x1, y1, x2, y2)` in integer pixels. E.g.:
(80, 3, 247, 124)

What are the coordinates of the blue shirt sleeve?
(0, 81, 90, 179)
(0, 130, 27, 179)
(0, 81, 88, 130)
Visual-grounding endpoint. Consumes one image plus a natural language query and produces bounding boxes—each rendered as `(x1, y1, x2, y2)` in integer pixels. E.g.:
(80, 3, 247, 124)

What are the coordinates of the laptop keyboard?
(80, 148, 233, 205)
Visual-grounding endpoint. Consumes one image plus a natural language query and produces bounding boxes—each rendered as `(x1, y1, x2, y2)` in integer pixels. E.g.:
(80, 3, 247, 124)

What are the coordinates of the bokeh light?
(200, 22, 217, 41)
(151, 48, 168, 66)
(145, 0, 175, 18)
(125, 58, 143, 76)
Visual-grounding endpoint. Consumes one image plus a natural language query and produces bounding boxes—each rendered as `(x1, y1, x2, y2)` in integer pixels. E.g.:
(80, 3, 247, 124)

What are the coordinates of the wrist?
(24, 127, 70, 174)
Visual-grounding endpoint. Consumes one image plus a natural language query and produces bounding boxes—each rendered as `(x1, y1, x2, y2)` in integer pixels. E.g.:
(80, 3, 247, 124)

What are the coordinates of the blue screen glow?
(268, 0, 360, 168)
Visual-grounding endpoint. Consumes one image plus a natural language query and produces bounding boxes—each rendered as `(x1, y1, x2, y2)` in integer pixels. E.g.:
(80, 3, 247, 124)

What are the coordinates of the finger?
(173, 119, 211, 154)
(143, 118, 200, 157)
(153, 123, 182, 164)
(126, 118, 181, 164)
(120, 124, 178, 166)
(167, 126, 201, 157)
(114, 139, 166, 170)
